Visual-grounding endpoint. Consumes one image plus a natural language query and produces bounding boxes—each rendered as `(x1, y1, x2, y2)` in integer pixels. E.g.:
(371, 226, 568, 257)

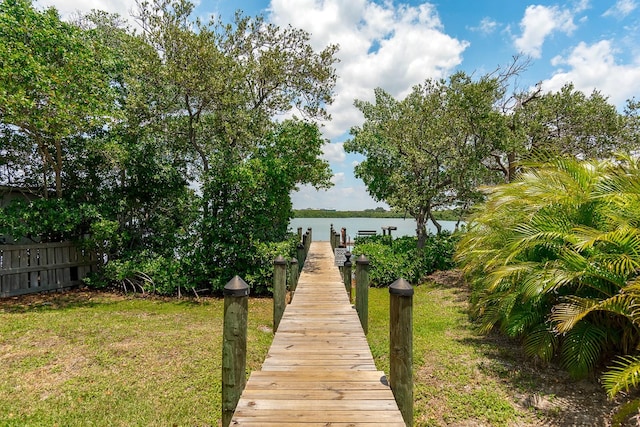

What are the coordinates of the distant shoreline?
(292, 209, 463, 221)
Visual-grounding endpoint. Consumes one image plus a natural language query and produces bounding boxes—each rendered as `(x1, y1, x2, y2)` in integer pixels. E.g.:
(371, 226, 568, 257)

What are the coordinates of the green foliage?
(0, 1, 337, 297)
(292, 208, 465, 220)
(353, 233, 457, 287)
(456, 154, 640, 391)
(244, 235, 300, 295)
(0, 0, 117, 196)
(0, 198, 98, 242)
(345, 72, 501, 246)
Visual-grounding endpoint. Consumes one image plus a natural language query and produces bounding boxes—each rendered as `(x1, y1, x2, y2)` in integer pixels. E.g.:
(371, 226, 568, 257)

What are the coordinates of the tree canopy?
(346, 62, 638, 248)
(0, 0, 338, 294)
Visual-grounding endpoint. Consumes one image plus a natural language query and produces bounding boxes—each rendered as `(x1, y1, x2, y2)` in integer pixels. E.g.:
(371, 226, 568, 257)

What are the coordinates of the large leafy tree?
(0, 0, 116, 197)
(1, 0, 337, 294)
(130, 0, 338, 287)
(345, 72, 502, 247)
(488, 81, 632, 182)
(456, 155, 640, 390)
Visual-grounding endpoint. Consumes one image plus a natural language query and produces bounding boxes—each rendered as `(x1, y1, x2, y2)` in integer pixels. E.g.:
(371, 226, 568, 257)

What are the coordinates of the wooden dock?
(230, 241, 406, 426)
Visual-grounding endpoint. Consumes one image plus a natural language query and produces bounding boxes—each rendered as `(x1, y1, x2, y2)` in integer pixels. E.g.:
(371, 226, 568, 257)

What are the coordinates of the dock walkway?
(231, 240, 406, 426)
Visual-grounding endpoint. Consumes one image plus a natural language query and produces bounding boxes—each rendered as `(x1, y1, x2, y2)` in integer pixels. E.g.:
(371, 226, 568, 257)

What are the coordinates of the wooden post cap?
(273, 255, 287, 265)
(290, 258, 298, 265)
(389, 278, 414, 297)
(356, 254, 369, 265)
(224, 275, 250, 297)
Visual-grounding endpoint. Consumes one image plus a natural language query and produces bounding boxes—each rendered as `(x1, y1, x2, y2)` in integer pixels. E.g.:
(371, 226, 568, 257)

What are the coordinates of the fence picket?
(0, 242, 98, 297)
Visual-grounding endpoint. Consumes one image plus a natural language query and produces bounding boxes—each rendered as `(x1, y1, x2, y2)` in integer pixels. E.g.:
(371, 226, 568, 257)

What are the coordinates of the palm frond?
(523, 324, 558, 362)
(561, 321, 607, 378)
(602, 355, 640, 398)
(552, 293, 639, 333)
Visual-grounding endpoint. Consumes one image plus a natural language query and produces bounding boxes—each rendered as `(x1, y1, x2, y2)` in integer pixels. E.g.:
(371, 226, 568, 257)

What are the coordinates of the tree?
(0, 0, 116, 197)
(521, 83, 627, 158)
(345, 72, 502, 248)
(131, 0, 338, 289)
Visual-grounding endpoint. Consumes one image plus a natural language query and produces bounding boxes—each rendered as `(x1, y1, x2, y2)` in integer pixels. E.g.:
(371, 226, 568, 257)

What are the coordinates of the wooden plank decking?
(231, 241, 406, 426)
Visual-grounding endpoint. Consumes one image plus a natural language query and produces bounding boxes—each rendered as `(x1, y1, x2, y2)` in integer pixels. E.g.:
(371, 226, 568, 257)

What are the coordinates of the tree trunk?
(507, 152, 517, 182)
(428, 209, 442, 235)
(416, 210, 428, 250)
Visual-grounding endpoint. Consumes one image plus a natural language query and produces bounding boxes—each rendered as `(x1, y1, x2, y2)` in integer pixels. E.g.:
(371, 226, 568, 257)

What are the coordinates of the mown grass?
(1, 282, 616, 426)
(0, 292, 273, 426)
(367, 284, 533, 426)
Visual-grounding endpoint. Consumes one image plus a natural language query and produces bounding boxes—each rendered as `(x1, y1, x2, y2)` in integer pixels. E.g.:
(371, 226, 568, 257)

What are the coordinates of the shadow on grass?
(420, 275, 624, 425)
(0, 287, 227, 313)
(0, 289, 107, 313)
(460, 329, 620, 426)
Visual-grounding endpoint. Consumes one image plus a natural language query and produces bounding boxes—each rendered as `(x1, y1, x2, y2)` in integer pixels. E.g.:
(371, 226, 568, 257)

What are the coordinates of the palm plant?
(456, 154, 640, 395)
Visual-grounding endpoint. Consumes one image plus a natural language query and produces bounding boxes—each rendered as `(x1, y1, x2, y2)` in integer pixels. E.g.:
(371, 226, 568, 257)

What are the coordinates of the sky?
(36, 0, 640, 210)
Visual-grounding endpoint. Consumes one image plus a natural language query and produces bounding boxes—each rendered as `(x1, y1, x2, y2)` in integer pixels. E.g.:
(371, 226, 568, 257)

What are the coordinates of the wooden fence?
(0, 242, 98, 297)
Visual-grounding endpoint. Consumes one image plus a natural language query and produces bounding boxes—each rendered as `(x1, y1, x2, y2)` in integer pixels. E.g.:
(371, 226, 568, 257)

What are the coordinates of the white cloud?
(322, 142, 346, 163)
(541, 40, 640, 107)
(330, 172, 345, 185)
(603, 0, 638, 18)
(291, 183, 383, 210)
(514, 5, 577, 58)
(35, 0, 139, 27)
(269, 0, 468, 139)
(471, 17, 498, 34)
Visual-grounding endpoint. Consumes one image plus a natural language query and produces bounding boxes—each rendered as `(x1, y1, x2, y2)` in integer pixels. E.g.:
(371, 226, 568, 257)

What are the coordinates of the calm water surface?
(289, 217, 458, 241)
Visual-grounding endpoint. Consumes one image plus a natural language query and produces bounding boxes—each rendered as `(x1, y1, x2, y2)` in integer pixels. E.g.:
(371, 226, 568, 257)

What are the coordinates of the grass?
(0, 291, 273, 426)
(367, 284, 529, 426)
(0, 281, 619, 426)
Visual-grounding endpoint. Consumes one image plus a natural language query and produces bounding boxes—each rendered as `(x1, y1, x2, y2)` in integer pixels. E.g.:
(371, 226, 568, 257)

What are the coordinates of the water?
(289, 217, 459, 241)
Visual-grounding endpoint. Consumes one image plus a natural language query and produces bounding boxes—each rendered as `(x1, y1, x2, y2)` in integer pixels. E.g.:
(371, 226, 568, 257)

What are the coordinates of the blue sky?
(40, 0, 640, 210)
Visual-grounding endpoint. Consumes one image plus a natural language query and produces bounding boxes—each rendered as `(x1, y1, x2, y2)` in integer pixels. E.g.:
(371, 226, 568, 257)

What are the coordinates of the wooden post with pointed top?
(330, 224, 335, 249)
(289, 257, 299, 300)
(296, 243, 305, 272)
(389, 277, 414, 427)
(355, 254, 370, 334)
(343, 251, 352, 303)
(221, 276, 249, 427)
(273, 255, 287, 332)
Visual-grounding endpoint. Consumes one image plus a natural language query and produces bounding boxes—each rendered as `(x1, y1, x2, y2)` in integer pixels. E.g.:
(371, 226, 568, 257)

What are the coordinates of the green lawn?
(0, 292, 273, 426)
(0, 283, 616, 426)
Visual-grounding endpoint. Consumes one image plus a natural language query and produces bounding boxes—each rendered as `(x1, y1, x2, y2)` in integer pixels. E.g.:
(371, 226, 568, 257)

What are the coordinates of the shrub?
(456, 155, 640, 392)
(353, 233, 457, 287)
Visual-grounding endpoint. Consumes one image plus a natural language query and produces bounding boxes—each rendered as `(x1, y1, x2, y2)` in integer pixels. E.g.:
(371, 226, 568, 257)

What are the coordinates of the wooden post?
(289, 258, 299, 300)
(273, 255, 287, 332)
(307, 227, 313, 244)
(221, 275, 249, 427)
(330, 224, 334, 248)
(296, 243, 305, 272)
(343, 251, 352, 303)
(304, 231, 311, 255)
(297, 227, 303, 241)
(355, 254, 369, 334)
(389, 278, 414, 427)
(302, 234, 308, 257)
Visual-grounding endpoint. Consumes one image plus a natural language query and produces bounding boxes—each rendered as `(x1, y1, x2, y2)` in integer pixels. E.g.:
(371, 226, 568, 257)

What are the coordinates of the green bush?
(353, 233, 457, 287)
(243, 234, 300, 295)
(89, 233, 300, 296)
(456, 155, 640, 391)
